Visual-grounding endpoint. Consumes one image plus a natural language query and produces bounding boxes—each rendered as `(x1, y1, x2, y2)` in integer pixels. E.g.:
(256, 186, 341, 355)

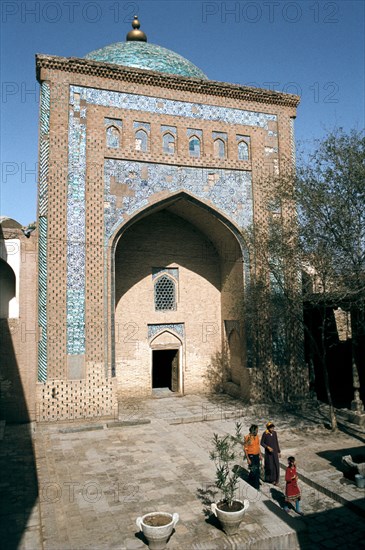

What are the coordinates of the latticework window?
(154, 275, 176, 311)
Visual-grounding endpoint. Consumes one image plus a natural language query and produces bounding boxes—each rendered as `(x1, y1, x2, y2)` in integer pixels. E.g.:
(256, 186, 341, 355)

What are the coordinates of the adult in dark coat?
(260, 421, 281, 485)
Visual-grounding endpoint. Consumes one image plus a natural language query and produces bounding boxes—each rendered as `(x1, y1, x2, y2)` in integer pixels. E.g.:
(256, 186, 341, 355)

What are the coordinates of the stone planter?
(136, 512, 179, 549)
(211, 499, 249, 536)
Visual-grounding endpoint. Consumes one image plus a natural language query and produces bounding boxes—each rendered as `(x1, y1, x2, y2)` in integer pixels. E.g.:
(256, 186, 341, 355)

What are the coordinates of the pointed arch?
(238, 140, 249, 161)
(150, 330, 182, 348)
(135, 129, 148, 152)
(0, 258, 16, 318)
(162, 132, 176, 155)
(214, 138, 226, 159)
(106, 125, 120, 149)
(110, 191, 250, 269)
(189, 135, 201, 158)
(108, 192, 251, 383)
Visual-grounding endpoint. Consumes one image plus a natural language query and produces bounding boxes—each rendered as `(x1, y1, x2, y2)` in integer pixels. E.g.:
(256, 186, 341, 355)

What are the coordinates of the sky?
(1, 0, 364, 225)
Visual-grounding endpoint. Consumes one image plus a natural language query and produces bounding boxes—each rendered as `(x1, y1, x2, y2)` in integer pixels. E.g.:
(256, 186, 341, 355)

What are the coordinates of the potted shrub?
(210, 422, 249, 535)
(136, 511, 179, 549)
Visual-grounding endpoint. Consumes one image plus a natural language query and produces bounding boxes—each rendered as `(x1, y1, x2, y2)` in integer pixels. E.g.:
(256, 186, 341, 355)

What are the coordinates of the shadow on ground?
(317, 447, 365, 480)
(264, 492, 365, 549)
(0, 313, 38, 550)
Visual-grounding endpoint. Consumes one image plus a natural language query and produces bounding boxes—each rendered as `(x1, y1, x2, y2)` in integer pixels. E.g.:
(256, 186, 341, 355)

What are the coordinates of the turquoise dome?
(85, 41, 208, 80)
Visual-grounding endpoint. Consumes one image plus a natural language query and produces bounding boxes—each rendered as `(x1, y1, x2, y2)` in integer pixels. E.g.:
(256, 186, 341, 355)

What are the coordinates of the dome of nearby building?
(0, 216, 22, 229)
(85, 16, 208, 80)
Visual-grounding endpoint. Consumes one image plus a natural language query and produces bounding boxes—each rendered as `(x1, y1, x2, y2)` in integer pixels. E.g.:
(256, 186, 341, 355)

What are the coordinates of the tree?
(248, 128, 365, 429)
(297, 128, 365, 422)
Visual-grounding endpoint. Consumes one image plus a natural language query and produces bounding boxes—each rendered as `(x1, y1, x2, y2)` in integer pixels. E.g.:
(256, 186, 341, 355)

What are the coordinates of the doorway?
(152, 349, 179, 391)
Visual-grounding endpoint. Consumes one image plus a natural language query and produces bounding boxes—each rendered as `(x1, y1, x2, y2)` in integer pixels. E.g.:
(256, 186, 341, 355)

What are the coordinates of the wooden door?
(171, 350, 179, 392)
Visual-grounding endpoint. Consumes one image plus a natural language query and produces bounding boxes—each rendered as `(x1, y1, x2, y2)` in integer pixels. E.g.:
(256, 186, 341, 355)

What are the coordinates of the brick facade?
(0, 45, 309, 422)
(0, 222, 38, 422)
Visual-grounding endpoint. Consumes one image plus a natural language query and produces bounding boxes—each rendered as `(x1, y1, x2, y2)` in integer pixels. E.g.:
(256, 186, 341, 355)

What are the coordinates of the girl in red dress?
(284, 456, 304, 515)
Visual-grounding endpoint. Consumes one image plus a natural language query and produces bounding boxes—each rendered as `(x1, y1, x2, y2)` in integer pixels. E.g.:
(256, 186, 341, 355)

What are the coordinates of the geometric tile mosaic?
(64, 83, 277, 361)
(148, 323, 184, 340)
(70, 86, 277, 129)
(104, 159, 253, 239)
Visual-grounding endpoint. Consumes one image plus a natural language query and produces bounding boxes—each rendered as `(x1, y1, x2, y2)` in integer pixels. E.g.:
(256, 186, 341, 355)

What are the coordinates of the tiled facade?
(1, 42, 309, 422)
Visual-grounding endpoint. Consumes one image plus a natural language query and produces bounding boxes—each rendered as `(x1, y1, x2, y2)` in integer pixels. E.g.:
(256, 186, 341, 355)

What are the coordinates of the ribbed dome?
(84, 41, 208, 80)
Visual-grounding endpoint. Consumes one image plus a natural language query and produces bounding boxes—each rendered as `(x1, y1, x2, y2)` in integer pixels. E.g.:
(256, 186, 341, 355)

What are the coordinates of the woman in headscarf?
(243, 424, 262, 490)
(260, 421, 281, 485)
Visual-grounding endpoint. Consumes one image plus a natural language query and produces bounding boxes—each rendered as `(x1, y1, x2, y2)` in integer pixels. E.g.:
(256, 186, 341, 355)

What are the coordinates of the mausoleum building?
(0, 18, 309, 423)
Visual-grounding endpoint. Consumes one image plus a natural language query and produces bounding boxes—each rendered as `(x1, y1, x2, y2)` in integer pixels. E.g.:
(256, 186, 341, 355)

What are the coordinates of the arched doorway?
(0, 258, 16, 318)
(150, 330, 182, 394)
(111, 195, 247, 398)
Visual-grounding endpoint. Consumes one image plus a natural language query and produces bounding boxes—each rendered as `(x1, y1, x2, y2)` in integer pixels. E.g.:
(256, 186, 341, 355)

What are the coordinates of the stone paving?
(1, 394, 365, 549)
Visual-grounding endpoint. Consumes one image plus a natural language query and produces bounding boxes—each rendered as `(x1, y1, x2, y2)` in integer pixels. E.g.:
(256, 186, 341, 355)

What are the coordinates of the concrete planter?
(136, 512, 179, 549)
(211, 499, 249, 536)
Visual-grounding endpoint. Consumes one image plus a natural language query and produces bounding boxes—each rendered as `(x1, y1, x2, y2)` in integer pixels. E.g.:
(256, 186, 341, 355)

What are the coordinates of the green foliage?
(296, 128, 365, 302)
(245, 128, 365, 423)
(209, 422, 242, 508)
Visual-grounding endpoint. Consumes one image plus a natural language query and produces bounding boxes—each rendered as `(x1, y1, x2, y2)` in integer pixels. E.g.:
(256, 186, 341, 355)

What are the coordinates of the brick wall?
(29, 55, 305, 421)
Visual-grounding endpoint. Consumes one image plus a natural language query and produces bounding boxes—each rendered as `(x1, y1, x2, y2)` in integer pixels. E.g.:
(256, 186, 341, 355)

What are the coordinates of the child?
(284, 456, 304, 515)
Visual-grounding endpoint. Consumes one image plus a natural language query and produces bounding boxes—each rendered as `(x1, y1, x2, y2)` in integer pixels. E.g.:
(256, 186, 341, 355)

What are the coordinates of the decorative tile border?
(161, 125, 177, 134)
(38, 82, 50, 382)
(38, 217, 48, 382)
(66, 107, 86, 355)
(70, 86, 277, 129)
(148, 323, 184, 340)
(152, 267, 179, 280)
(104, 160, 253, 239)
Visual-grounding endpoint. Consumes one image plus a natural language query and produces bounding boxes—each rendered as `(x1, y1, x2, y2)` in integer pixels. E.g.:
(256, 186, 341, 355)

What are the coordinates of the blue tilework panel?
(152, 267, 179, 280)
(106, 126, 120, 149)
(70, 87, 277, 130)
(66, 84, 276, 357)
(161, 125, 177, 134)
(236, 135, 251, 143)
(213, 131, 227, 140)
(67, 110, 86, 355)
(187, 128, 203, 137)
(133, 121, 151, 131)
(148, 324, 184, 340)
(105, 118, 122, 127)
(104, 160, 253, 238)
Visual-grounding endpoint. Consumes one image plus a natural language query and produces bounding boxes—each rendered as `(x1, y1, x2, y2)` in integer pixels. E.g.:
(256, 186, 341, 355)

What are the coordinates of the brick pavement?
(1, 394, 365, 549)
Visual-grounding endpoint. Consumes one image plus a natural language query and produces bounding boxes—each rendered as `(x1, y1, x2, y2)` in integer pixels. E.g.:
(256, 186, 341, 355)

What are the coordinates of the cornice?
(36, 54, 300, 109)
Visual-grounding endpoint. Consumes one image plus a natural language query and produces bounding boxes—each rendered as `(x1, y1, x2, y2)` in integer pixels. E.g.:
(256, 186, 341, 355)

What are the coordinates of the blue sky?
(1, 0, 364, 225)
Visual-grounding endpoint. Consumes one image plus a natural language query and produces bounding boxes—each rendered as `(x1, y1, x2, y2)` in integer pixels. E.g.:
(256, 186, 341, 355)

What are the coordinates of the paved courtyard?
(1, 394, 365, 549)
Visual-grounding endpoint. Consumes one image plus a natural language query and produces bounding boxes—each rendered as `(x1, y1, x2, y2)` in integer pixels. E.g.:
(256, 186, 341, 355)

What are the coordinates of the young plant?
(209, 422, 243, 509)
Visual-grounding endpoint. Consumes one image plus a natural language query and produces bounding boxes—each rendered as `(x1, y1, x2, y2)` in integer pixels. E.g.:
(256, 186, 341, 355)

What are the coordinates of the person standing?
(260, 421, 281, 485)
(243, 424, 262, 490)
(284, 456, 304, 515)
